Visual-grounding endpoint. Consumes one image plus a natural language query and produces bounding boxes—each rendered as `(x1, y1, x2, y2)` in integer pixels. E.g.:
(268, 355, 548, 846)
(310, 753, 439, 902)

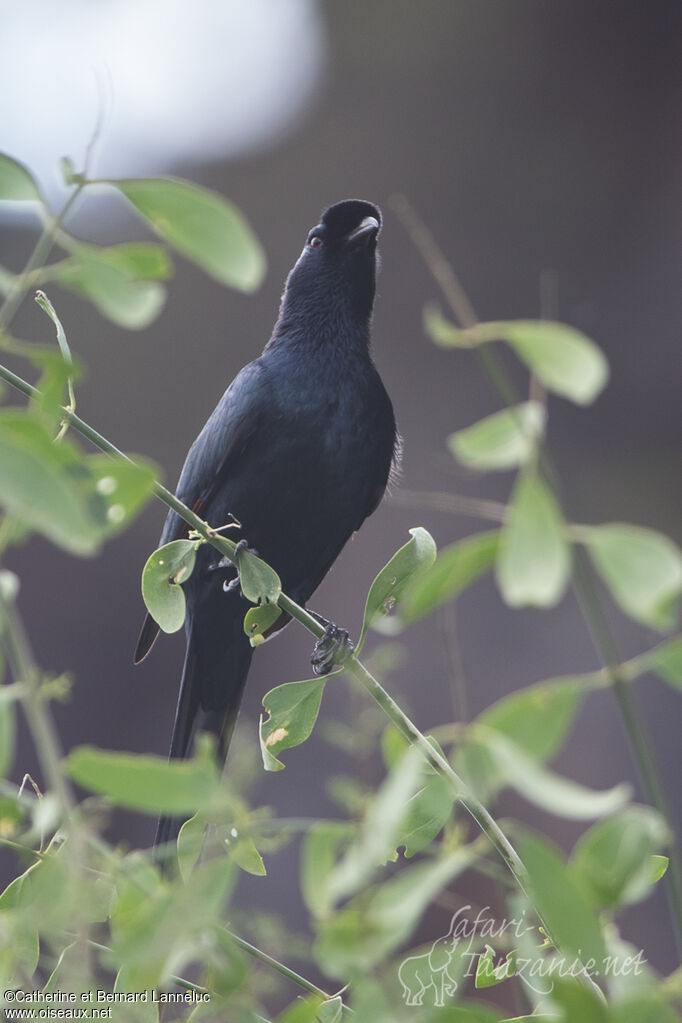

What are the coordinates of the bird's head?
(277, 200, 382, 337)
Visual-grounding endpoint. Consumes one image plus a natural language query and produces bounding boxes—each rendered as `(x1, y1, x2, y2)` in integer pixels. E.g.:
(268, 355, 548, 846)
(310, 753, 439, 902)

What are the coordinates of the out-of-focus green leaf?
(646, 635, 682, 689)
(259, 677, 328, 771)
(314, 848, 475, 974)
(64, 745, 220, 815)
(582, 523, 682, 631)
(0, 154, 42, 201)
(609, 994, 680, 1023)
(516, 829, 606, 966)
(88, 455, 157, 536)
(648, 854, 669, 885)
(324, 747, 424, 905)
(499, 321, 608, 405)
(547, 977, 608, 1023)
(110, 177, 266, 291)
(0, 264, 16, 295)
(237, 547, 281, 605)
(475, 945, 517, 989)
(400, 530, 499, 624)
(141, 539, 197, 634)
(475, 726, 629, 819)
(569, 806, 669, 908)
(381, 726, 455, 856)
(359, 526, 437, 644)
(423, 310, 608, 405)
(448, 402, 545, 471)
(55, 240, 167, 329)
(224, 832, 266, 876)
(0, 411, 100, 555)
(496, 470, 571, 608)
(113, 966, 160, 1022)
(301, 822, 352, 917)
(423, 305, 469, 347)
(275, 996, 325, 1023)
(477, 674, 593, 763)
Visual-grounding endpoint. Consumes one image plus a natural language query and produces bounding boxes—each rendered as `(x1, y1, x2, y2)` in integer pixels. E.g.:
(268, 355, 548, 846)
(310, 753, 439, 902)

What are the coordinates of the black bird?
(135, 200, 398, 847)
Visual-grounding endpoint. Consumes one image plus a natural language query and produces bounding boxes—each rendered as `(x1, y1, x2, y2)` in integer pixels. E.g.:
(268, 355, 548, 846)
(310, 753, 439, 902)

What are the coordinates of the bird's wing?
(134, 359, 270, 663)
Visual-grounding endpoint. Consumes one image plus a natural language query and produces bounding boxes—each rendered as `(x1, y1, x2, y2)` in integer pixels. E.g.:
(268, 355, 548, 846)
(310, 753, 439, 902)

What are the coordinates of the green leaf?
(301, 822, 352, 917)
(224, 832, 266, 876)
(237, 548, 281, 605)
(275, 996, 325, 1023)
(324, 747, 425, 905)
(496, 470, 570, 608)
(243, 602, 281, 646)
(423, 305, 469, 347)
(646, 636, 682, 689)
(87, 455, 157, 535)
(400, 530, 499, 624)
(499, 321, 608, 405)
(317, 997, 343, 1023)
(547, 978, 608, 1023)
(477, 674, 592, 763)
(516, 829, 606, 966)
(399, 773, 456, 857)
(648, 854, 669, 884)
(259, 677, 328, 771)
(423, 311, 609, 405)
(475, 727, 629, 819)
(0, 154, 42, 201)
(0, 411, 101, 555)
(110, 177, 266, 291)
(55, 240, 167, 329)
(475, 945, 517, 989)
(141, 539, 198, 634)
(64, 745, 220, 815)
(448, 402, 545, 471)
(569, 806, 669, 908)
(314, 848, 475, 974)
(582, 523, 682, 631)
(359, 526, 437, 645)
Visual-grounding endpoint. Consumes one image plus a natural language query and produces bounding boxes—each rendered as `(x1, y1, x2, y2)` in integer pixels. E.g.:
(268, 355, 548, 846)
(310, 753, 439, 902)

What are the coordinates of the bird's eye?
(309, 235, 323, 248)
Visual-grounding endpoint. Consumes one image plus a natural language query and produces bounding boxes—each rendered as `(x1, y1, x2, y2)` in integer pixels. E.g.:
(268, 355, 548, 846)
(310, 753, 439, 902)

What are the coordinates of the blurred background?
(2, 0, 681, 1001)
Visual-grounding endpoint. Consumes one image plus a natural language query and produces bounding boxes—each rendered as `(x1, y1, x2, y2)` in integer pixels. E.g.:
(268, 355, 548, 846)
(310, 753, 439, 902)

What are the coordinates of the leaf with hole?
(260, 677, 328, 771)
(141, 539, 197, 634)
(359, 526, 436, 645)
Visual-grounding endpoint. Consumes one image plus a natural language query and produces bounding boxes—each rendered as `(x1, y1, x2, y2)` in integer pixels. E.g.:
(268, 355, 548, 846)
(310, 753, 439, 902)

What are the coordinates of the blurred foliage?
(1, 150, 682, 1022)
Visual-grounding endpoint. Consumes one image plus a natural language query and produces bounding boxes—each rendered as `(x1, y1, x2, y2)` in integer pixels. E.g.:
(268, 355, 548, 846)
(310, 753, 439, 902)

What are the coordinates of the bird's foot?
(221, 539, 259, 594)
(311, 622, 354, 676)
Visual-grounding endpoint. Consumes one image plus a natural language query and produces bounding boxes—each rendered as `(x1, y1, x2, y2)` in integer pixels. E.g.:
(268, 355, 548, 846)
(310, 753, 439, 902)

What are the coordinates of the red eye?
(309, 236, 323, 248)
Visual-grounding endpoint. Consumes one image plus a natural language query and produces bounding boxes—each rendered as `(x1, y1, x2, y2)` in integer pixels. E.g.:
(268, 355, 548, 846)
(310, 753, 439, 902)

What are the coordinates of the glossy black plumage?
(136, 200, 398, 847)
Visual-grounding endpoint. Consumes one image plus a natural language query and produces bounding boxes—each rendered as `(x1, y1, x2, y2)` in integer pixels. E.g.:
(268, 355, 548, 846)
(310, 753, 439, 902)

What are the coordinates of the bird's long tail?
(154, 602, 253, 853)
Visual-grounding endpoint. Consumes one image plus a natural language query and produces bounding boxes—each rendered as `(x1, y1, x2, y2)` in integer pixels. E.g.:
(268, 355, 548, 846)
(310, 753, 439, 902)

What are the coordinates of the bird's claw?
(311, 623, 353, 676)
(221, 539, 259, 595)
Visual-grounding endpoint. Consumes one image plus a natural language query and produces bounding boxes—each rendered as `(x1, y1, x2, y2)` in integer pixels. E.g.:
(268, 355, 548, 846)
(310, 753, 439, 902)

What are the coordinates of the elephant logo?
(398, 914, 461, 1006)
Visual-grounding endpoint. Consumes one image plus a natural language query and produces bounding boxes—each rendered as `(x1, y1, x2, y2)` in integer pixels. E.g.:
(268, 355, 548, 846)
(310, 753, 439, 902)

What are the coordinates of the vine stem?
(392, 192, 682, 955)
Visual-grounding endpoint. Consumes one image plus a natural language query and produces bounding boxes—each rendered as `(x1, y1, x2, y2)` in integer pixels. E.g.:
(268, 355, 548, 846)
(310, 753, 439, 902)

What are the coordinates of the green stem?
(0, 186, 84, 332)
(0, 590, 75, 817)
(225, 930, 334, 1003)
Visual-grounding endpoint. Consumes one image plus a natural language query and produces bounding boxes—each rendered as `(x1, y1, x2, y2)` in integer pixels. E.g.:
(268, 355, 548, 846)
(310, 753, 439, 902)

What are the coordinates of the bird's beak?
(345, 216, 380, 247)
